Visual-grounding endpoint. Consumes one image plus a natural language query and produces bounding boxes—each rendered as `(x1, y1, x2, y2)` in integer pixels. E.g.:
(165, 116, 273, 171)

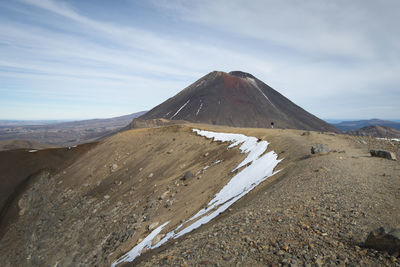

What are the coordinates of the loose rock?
(370, 149, 397, 160)
(182, 171, 193, 180)
(311, 144, 330, 155)
(148, 222, 159, 231)
(110, 164, 118, 172)
(365, 227, 400, 256)
(152, 234, 164, 246)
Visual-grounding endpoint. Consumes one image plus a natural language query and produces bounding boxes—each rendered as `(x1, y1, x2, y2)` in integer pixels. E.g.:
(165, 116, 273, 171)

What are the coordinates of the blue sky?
(0, 0, 399, 120)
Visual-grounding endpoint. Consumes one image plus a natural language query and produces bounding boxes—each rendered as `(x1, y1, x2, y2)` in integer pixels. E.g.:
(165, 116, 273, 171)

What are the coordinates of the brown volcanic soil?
(0, 124, 399, 267)
(0, 139, 56, 151)
(124, 125, 399, 267)
(0, 125, 247, 266)
(140, 71, 338, 133)
(0, 142, 96, 229)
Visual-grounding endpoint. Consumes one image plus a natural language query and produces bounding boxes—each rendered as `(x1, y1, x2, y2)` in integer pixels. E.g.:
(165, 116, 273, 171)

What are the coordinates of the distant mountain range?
(347, 125, 400, 139)
(332, 119, 400, 132)
(0, 120, 68, 126)
(0, 111, 146, 147)
(139, 71, 338, 132)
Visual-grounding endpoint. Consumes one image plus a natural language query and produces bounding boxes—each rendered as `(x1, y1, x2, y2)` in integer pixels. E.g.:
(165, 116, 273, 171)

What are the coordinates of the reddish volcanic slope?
(140, 71, 338, 132)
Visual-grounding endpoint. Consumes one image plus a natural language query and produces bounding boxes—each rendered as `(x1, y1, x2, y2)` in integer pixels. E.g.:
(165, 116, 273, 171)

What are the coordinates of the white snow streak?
(196, 102, 203, 116)
(170, 100, 190, 119)
(195, 80, 204, 88)
(196, 159, 222, 175)
(111, 222, 169, 267)
(111, 129, 281, 266)
(376, 137, 400, 142)
(246, 77, 276, 108)
(28, 150, 38, 153)
(246, 78, 275, 107)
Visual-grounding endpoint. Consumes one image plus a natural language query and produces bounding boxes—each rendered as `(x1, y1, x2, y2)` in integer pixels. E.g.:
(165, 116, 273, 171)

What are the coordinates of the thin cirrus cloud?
(0, 0, 399, 120)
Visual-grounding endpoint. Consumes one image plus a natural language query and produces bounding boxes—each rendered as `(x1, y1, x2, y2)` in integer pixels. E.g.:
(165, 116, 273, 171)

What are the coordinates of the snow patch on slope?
(246, 77, 288, 120)
(111, 222, 169, 267)
(196, 102, 203, 116)
(246, 78, 276, 108)
(111, 129, 281, 266)
(376, 137, 400, 142)
(170, 100, 190, 119)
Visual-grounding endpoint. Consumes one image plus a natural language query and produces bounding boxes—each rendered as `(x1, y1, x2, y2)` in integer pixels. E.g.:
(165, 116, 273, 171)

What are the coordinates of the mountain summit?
(140, 71, 338, 132)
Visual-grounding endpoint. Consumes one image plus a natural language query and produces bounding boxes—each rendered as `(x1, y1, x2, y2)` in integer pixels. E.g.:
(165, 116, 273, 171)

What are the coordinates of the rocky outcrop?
(311, 144, 330, 155)
(182, 171, 193, 181)
(365, 227, 400, 256)
(370, 149, 397, 160)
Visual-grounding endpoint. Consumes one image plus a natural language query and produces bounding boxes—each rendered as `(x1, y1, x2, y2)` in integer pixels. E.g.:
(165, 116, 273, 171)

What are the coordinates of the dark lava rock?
(370, 149, 397, 161)
(182, 171, 193, 181)
(365, 227, 400, 256)
(311, 144, 330, 155)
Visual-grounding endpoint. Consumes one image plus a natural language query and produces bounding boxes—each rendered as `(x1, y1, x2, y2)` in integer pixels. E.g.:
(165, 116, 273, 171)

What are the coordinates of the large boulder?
(311, 144, 330, 155)
(370, 149, 397, 160)
(365, 227, 400, 256)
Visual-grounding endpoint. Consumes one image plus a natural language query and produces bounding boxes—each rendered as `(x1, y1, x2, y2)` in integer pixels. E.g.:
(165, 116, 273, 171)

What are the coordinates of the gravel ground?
(1, 126, 399, 267)
(125, 130, 400, 267)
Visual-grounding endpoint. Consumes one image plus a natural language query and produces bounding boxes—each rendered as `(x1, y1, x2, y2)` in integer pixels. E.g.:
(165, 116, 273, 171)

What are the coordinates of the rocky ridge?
(0, 125, 399, 267)
(347, 125, 400, 139)
(121, 127, 400, 267)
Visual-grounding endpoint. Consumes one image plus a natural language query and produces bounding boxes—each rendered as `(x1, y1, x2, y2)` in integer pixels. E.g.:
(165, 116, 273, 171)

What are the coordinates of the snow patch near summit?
(247, 77, 276, 108)
(111, 129, 282, 266)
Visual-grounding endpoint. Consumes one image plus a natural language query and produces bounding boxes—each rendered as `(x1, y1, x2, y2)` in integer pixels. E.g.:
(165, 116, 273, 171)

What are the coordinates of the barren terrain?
(347, 125, 400, 139)
(0, 111, 145, 147)
(0, 123, 399, 267)
(0, 139, 57, 151)
(129, 126, 400, 266)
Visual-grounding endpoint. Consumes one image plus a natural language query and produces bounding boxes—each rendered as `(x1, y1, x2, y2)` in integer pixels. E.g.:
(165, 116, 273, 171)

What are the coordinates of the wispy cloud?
(0, 0, 399, 119)
(152, 0, 399, 60)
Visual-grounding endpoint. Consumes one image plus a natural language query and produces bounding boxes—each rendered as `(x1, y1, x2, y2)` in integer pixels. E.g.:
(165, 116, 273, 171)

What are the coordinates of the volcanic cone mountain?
(139, 71, 338, 132)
